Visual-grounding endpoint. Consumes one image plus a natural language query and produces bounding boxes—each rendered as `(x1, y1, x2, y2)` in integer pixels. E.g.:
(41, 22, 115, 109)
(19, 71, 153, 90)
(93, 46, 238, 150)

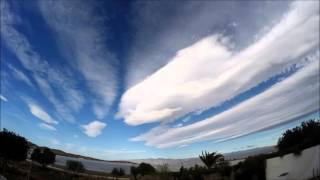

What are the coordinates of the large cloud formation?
(130, 58, 319, 148)
(118, 1, 319, 126)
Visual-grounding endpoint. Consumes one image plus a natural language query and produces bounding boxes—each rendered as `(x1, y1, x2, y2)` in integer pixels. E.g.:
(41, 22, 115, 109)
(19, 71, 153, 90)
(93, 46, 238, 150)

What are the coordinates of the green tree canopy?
(66, 160, 85, 173)
(137, 162, 156, 176)
(130, 162, 155, 178)
(31, 147, 55, 167)
(0, 129, 29, 162)
(277, 119, 320, 151)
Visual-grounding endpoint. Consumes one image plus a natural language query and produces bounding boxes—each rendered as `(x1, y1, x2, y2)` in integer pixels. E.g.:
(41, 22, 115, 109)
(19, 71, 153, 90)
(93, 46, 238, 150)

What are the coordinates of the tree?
(118, 168, 125, 176)
(111, 168, 119, 179)
(0, 129, 29, 172)
(111, 167, 125, 179)
(199, 151, 224, 169)
(42, 148, 55, 167)
(31, 148, 41, 162)
(130, 163, 155, 179)
(277, 119, 320, 152)
(137, 162, 156, 176)
(66, 160, 85, 174)
(233, 155, 266, 180)
(131, 166, 138, 180)
(158, 163, 170, 180)
(31, 147, 55, 168)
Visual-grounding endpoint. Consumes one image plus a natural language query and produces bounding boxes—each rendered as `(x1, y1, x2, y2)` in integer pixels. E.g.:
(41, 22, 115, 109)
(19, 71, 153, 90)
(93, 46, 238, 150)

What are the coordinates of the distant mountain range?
(30, 141, 276, 172)
(129, 146, 277, 171)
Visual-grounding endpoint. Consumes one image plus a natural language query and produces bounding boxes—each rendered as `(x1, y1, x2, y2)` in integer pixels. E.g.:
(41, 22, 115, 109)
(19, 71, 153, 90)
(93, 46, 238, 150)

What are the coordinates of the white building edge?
(266, 145, 320, 180)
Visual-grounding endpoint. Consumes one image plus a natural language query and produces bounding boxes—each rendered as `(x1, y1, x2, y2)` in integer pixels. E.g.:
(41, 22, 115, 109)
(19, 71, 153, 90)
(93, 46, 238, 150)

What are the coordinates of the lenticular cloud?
(118, 1, 319, 126)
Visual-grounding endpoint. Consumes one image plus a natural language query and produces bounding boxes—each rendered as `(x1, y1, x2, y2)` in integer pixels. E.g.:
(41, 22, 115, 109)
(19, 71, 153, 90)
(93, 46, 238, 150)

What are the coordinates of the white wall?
(266, 145, 320, 180)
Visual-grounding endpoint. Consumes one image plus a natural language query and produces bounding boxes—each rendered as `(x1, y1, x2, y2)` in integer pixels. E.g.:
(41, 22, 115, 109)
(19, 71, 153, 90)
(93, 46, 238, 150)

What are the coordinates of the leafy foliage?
(131, 166, 139, 180)
(199, 151, 224, 169)
(130, 162, 156, 179)
(66, 160, 85, 173)
(277, 119, 320, 152)
(111, 167, 125, 177)
(31, 147, 55, 167)
(233, 155, 266, 180)
(0, 129, 29, 162)
(158, 163, 170, 180)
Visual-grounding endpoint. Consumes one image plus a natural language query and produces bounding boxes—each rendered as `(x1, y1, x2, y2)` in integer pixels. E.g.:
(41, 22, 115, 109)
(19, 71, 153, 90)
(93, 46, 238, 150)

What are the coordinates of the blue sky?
(0, 0, 319, 160)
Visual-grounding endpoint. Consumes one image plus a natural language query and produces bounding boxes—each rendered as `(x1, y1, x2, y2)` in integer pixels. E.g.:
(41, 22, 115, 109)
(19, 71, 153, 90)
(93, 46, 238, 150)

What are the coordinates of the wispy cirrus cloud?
(7, 64, 35, 88)
(0, 95, 8, 102)
(105, 149, 145, 156)
(1, 0, 84, 122)
(118, 1, 319, 126)
(38, 123, 57, 131)
(33, 75, 76, 122)
(38, 0, 118, 119)
(131, 58, 320, 148)
(81, 120, 107, 137)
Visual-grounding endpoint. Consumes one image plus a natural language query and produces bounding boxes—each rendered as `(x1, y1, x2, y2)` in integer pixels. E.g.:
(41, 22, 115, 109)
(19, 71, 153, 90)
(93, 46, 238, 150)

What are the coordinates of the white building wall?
(266, 145, 320, 180)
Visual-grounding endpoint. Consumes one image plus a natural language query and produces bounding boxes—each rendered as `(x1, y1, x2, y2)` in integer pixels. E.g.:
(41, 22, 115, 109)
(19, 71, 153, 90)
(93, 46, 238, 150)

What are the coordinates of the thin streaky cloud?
(0, 95, 8, 102)
(7, 64, 35, 88)
(38, 123, 57, 131)
(38, 0, 118, 119)
(1, 0, 84, 122)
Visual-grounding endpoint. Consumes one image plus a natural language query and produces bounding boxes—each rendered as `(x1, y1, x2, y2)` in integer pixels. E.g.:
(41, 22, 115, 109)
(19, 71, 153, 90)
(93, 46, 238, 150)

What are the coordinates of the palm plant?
(199, 151, 224, 169)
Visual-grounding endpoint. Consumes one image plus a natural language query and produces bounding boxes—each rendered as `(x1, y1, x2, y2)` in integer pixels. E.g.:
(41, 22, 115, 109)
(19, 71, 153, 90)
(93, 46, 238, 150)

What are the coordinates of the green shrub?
(66, 160, 85, 174)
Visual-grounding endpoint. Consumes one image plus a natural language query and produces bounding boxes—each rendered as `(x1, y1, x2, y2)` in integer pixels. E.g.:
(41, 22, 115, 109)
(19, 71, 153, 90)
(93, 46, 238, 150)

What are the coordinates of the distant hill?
(129, 146, 277, 171)
(224, 145, 277, 160)
(28, 141, 136, 164)
(28, 140, 276, 172)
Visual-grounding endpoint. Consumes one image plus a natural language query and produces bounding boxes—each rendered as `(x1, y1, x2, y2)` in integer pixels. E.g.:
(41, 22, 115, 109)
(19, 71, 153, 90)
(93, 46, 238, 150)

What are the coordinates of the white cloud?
(27, 102, 58, 124)
(1, 1, 84, 122)
(125, 1, 290, 88)
(0, 95, 8, 102)
(118, 1, 319, 126)
(64, 143, 75, 150)
(182, 116, 191, 123)
(105, 149, 146, 155)
(49, 138, 60, 145)
(7, 64, 34, 88)
(131, 59, 320, 148)
(33, 75, 75, 122)
(174, 123, 183, 128)
(38, 123, 57, 131)
(81, 120, 106, 137)
(38, 0, 118, 119)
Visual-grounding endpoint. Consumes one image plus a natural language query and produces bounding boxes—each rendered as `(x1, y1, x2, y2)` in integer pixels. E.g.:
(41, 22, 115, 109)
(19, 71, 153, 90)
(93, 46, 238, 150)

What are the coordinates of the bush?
(233, 155, 266, 180)
(137, 162, 156, 176)
(66, 160, 85, 174)
(31, 147, 55, 167)
(111, 167, 125, 177)
(158, 164, 170, 180)
(131, 162, 156, 179)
